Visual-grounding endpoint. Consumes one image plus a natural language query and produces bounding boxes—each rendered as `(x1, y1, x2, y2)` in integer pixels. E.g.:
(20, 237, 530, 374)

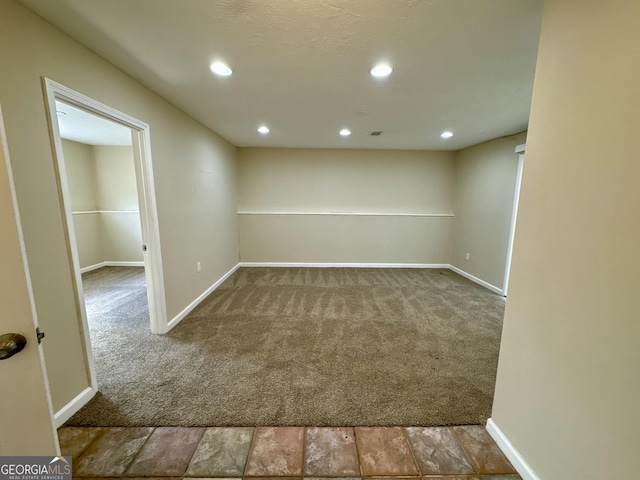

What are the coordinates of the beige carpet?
(66, 266, 505, 427)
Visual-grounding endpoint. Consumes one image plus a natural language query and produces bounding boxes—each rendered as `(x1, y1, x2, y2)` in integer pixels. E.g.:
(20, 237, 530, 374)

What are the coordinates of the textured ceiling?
(22, 0, 543, 150)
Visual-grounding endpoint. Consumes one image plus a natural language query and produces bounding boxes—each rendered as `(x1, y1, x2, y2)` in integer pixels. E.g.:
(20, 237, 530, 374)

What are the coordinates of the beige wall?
(451, 131, 526, 290)
(93, 145, 138, 211)
(100, 214, 142, 262)
(238, 148, 455, 263)
(63, 139, 104, 268)
(240, 214, 453, 264)
(492, 1, 640, 479)
(72, 214, 104, 268)
(0, 1, 238, 413)
(93, 145, 143, 264)
(239, 148, 455, 213)
(63, 139, 98, 210)
(62, 140, 143, 269)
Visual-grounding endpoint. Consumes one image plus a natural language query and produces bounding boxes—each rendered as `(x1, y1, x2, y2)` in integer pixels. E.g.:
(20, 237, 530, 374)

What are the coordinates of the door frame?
(42, 78, 168, 425)
(502, 143, 525, 297)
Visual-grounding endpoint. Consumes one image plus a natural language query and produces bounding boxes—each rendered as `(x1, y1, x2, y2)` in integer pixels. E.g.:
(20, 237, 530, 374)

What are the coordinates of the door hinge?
(36, 327, 45, 344)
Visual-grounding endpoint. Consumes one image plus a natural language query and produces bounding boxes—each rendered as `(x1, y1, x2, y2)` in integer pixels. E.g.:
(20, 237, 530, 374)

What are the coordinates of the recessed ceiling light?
(257, 125, 270, 134)
(370, 63, 393, 78)
(210, 61, 232, 76)
(339, 129, 351, 137)
(441, 131, 454, 139)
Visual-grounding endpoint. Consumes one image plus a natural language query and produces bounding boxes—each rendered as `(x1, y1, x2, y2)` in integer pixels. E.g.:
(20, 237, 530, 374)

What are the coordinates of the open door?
(0, 104, 59, 454)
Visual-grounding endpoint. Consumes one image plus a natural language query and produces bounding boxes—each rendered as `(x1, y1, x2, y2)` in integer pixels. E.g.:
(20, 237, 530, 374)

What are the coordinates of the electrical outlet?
(197, 261, 201, 273)
(465, 252, 470, 261)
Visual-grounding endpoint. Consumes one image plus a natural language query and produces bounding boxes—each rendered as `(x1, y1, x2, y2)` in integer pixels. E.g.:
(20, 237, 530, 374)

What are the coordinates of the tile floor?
(58, 425, 520, 479)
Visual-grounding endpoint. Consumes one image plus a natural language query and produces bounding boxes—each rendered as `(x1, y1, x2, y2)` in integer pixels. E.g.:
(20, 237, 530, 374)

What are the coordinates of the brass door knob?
(0, 333, 27, 360)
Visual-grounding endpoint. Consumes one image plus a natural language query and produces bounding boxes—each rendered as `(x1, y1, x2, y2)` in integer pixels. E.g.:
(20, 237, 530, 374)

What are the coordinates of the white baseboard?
(80, 261, 144, 273)
(449, 265, 504, 296)
(238, 262, 451, 269)
(53, 386, 96, 428)
(80, 262, 107, 273)
(486, 418, 540, 480)
(166, 263, 240, 332)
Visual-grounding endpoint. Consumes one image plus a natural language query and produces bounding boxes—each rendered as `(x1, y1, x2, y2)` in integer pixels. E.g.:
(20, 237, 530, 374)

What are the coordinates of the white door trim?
(41, 78, 168, 422)
(503, 144, 526, 297)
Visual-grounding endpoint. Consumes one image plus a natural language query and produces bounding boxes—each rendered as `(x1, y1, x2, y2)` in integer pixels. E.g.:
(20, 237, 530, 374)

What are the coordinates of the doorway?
(42, 78, 167, 426)
(57, 103, 144, 275)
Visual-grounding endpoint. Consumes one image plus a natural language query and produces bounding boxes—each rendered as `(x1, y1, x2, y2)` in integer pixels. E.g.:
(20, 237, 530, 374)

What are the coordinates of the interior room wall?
(92, 145, 143, 264)
(62, 140, 144, 269)
(491, 1, 640, 478)
(62, 139, 104, 269)
(238, 148, 456, 264)
(0, 0, 239, 413)
(450, 131, 527, 291)
(62, 139, 98, 211)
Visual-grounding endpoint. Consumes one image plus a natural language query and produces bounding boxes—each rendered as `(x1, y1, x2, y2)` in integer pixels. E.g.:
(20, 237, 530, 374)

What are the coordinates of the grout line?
(401, 426, 422, 476)
(243, 425, 259, 477)
(450, 425, 480, 476)
(399, 426, 421, 476)
(120, 426, 157, 476)
(72, 426, 108, 463)
(301, 426, 307, 477)
(350, 427, 363, 478)
(352, 426, 364, 478)
(182, 426, 207, 476)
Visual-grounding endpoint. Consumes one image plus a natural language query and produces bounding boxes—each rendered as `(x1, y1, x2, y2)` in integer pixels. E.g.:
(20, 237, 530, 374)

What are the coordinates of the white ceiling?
(56, 101, 132, 146)
(24, 0, 543, 151)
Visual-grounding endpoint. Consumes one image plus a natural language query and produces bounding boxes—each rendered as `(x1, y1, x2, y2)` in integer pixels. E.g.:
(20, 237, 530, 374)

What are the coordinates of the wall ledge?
(238, 211, 454, 217)
(72, 210, 139, 215)
(239, 262, 451, 268)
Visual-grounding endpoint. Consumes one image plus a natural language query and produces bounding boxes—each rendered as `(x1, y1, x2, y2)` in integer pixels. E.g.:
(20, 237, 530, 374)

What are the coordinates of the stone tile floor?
(58, 425, 521, 479)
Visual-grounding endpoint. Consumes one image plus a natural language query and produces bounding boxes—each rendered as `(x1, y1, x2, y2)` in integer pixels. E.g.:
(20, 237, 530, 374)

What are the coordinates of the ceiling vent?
(369, 131, 383, 136)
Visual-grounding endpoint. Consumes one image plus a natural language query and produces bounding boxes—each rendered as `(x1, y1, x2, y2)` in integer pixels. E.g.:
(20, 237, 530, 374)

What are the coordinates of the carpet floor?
(66, 266, 506, 427)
